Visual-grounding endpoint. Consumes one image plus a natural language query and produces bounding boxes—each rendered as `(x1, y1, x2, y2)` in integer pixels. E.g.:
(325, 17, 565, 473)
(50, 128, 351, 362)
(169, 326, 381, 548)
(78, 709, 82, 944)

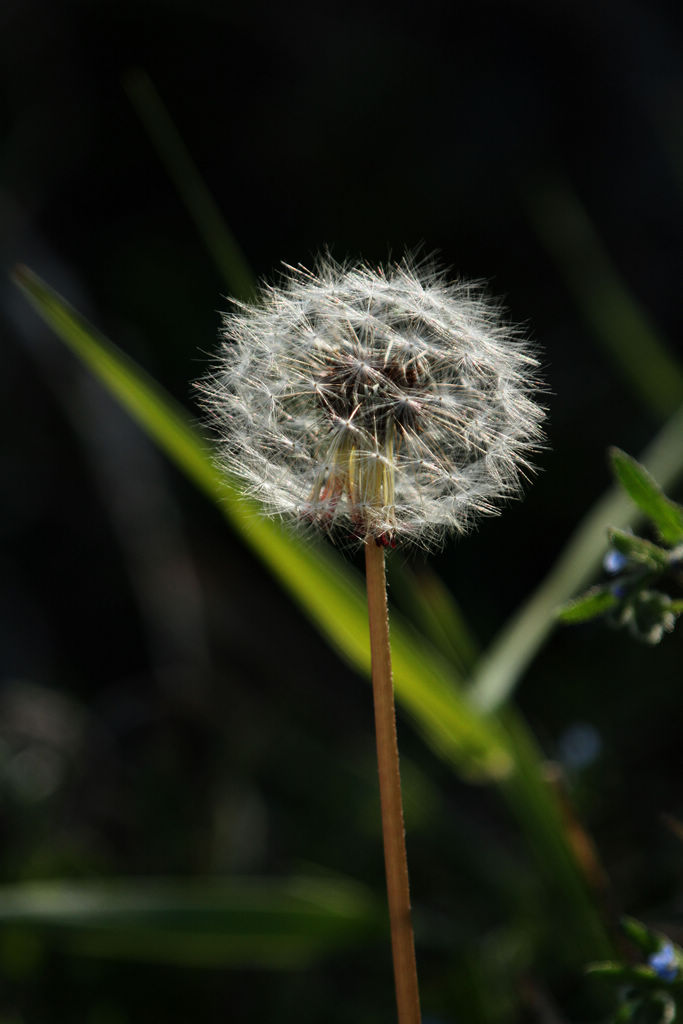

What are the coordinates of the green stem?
(365, 540, 421, 1024)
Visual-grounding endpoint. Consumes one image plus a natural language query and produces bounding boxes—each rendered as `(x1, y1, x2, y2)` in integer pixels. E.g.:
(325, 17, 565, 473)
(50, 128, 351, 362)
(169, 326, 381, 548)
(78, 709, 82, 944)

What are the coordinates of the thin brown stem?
(365, 540, 421, 1024)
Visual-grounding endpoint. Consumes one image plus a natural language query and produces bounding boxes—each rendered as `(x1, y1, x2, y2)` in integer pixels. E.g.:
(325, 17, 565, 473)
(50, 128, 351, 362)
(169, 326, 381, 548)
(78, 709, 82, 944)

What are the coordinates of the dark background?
(1, 1, 683, 1021)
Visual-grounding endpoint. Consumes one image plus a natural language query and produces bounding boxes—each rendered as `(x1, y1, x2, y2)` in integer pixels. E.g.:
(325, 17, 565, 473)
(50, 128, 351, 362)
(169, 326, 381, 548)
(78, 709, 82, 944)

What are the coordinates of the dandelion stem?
(365, 540, 421, 1024)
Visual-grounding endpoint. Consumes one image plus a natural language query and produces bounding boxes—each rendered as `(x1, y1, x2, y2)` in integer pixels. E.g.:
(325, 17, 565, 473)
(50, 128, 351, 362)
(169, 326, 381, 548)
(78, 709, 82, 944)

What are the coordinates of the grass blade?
(0, 876, 383, 968)
(388, 562, 479, 675)
(499, 713, 614, 958)
(123, 69, 257, 301)
(525, 178, 683, 417)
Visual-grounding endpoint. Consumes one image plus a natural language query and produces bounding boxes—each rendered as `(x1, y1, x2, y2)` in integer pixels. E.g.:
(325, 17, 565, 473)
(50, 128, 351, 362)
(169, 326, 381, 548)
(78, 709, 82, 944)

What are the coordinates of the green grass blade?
(123, 69, 257, 301)
(469, 402, 683, 712)
(12, 264, 510, 781)
(499, 713, 613, 958)
(0, 876, 383, 968)
(388, 562, 479, 675)
(525, 178, 683, 417)
(610, 447, 683, 544)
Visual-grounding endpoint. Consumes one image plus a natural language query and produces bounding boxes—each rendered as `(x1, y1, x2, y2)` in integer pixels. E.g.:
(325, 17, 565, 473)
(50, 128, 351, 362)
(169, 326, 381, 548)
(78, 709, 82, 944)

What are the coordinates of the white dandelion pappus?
(201, 257, 545, 550)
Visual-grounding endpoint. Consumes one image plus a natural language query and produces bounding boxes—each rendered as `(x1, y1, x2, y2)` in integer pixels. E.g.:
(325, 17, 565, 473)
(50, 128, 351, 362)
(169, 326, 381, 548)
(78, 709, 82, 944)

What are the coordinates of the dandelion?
(201, 256, 544, 550)
(200, 255, 545, 1024)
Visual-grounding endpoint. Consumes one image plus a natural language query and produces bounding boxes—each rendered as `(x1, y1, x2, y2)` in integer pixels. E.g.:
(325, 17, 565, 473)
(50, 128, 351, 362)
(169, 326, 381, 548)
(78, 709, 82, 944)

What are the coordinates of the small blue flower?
(648, 941, 678, 982)
(604, 548, 628, 575)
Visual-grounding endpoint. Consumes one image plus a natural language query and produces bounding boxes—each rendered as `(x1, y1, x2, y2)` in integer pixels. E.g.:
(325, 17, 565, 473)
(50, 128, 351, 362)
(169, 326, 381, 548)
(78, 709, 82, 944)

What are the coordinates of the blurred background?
(1, 0, 683, 1021)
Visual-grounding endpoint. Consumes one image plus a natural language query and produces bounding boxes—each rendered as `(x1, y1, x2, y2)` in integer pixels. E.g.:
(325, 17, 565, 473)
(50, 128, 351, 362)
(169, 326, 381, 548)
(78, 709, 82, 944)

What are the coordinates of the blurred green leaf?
(387, 563, 479, 675)
(498, 711, 613, 959)
(621, 917, 664, 957)
(0, 877, 383, 968)
(469, 402, 683, 713)
(607, 529, 671, 570)
(12, 264, 512, 782)
(123, 69, 257, 302)
(588, 962, 659, 983)
(557, 587, 619, 624)
(607, 590, 677, 646)
(588, 964, 682, 1023)
(612, 992, 679, 1024)
(610, 448, 683, 545)
(525, 178, 683, 418)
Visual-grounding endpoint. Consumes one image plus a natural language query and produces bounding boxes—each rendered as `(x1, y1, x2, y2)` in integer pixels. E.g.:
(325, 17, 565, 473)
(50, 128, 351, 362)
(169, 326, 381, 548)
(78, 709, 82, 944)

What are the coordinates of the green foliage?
(613, 992, 677, 1024)
(607, 528, 672, 571)
(466, 405, 683, 711)
(0, 877, 383, 968)
(589, 919, 683, 1023)
(558, 451, 683, 644)
(611, 590, 679, 646)
(387, 562, 479, 675)
(557, 586, 619, 624)
(610, 448, 683, 546)
(621, 917, 669, 957)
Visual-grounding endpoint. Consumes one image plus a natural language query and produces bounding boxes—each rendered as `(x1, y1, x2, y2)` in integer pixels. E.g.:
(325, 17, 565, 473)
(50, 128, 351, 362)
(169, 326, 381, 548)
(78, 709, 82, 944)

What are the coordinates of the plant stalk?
(365, 540, 421, 1024)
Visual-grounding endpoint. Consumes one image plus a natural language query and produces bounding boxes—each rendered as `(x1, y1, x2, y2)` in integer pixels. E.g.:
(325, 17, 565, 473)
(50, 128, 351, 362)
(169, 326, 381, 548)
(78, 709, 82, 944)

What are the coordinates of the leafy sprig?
(589, 917, 682, 1023)
(558, 448, 683, 644)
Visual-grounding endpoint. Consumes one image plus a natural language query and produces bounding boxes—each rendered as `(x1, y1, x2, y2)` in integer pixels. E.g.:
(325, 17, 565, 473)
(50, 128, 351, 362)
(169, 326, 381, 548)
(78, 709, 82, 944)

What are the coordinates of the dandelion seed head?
(200, 255, 546, 550)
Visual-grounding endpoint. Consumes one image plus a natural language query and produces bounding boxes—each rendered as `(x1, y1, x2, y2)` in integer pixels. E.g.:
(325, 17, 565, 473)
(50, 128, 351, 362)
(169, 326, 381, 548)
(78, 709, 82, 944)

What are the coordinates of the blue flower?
(648, 941, 678, 982)
(603, 548, 628, 575)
